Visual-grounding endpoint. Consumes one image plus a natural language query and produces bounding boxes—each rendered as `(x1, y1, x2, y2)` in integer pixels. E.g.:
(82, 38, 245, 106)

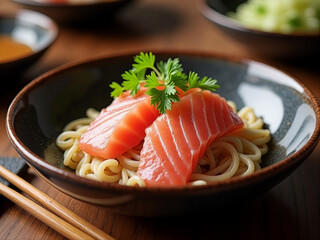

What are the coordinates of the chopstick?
(0, 164, 115, 240)
(0, 182, 96, 240)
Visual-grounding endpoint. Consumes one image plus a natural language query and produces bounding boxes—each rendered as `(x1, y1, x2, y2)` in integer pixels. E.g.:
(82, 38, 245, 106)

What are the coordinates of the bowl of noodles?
(196, 0, 320, 58)
(6, 50, 320, 217)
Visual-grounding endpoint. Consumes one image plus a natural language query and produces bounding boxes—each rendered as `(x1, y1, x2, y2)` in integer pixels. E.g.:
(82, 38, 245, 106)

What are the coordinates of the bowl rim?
(0, 9, 59, 66)
(13, 0, 131, 7)
(195, 0, 320, 38)
(6, 49, 320, 194)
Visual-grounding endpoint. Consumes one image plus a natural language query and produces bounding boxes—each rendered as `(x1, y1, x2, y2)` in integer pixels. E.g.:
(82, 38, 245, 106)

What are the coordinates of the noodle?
(56, 104, 271, 186)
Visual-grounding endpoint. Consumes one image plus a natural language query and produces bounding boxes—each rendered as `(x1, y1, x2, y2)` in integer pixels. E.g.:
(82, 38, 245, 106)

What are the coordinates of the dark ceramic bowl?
(0, 10, 58, 80)
(196, 0, 320, 59)
(13, 0, 134, 25)
(6, 51, 320, 217)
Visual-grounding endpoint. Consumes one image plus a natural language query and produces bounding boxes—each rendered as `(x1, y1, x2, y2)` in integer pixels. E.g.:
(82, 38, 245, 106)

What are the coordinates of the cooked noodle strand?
(57, 103, 271, 186)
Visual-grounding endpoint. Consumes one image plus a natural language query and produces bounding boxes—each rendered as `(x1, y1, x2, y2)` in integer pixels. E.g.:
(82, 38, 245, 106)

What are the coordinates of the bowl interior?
(8, 52, 318, 176)
(206, 0, 246, 14)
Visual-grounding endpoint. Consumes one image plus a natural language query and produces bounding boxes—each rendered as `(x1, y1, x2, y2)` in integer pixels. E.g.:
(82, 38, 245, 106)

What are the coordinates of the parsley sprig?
(110, 52, 219, 114)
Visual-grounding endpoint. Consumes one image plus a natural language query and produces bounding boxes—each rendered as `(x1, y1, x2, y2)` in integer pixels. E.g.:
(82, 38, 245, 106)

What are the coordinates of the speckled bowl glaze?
(196, 0, 320, 59)
(13, 0, 134, 25)
(0, 10, 58, 80)
(6, 51, 320, 217)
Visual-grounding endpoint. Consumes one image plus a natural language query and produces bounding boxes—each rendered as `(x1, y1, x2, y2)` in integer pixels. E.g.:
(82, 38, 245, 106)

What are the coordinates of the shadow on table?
(64, 2, 184, 40)
(124, 193, 298, 240)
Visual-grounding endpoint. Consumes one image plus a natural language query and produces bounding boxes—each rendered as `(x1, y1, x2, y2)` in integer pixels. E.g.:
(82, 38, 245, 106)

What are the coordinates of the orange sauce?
(0, 35, 33, 63)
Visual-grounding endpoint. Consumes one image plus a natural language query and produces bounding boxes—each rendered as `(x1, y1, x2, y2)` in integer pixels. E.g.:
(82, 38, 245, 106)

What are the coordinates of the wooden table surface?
(1, 0, 320, 239)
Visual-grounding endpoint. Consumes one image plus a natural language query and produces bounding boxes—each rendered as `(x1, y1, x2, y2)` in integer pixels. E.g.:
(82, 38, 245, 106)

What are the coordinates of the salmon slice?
(79, 88, 160, 159)
(137, 90, 243, 186)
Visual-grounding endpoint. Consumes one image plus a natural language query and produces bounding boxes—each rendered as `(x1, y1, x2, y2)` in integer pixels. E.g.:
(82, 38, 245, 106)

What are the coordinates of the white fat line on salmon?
(153, 121, 181, 184)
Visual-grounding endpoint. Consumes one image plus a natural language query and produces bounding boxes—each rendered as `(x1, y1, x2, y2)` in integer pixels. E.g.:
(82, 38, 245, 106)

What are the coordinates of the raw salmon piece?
(79, 88, 160, 159)
(137, 90, 243, 186)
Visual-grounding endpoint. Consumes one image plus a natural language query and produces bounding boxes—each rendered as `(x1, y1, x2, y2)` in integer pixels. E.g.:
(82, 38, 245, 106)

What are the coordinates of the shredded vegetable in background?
(229, 0, 320, 33)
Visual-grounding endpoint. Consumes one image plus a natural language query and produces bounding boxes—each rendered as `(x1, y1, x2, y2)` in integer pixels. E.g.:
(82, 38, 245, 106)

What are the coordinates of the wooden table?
(1, 0, 320, 239)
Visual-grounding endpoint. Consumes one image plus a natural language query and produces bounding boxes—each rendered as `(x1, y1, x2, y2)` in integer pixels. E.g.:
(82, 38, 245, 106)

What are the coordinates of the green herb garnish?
(110, 52, 219, 114)
(256, 5, 267, 15)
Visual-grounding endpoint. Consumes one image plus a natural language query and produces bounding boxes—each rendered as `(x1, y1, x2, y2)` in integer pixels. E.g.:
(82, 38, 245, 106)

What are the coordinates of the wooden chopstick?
(0, 182, 96, 240)
(0, 164, 115, 240)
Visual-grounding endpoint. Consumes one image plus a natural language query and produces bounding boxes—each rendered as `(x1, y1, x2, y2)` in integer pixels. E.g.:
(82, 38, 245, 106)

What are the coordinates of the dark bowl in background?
(196, 0, 320, 59)
(6, 51, 320, 217)
(0, 10, 58, 81)
(13, 0, 135, 25)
